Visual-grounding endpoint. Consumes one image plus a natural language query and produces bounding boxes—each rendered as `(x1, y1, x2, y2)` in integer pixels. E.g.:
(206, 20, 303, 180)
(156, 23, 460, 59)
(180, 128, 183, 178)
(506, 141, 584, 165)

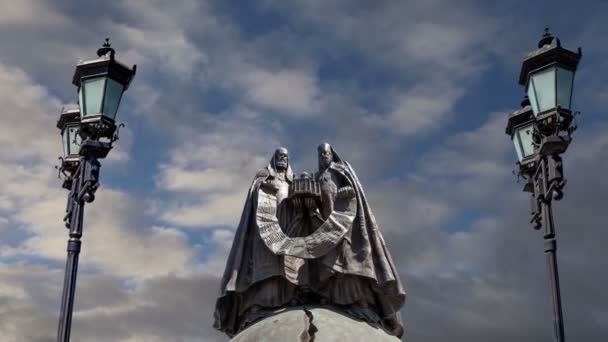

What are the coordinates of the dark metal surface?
(79, 115, 118, 141)
(56, 108, 80, 130)
(55, 39, 134, 342)
(78, 140, 112, 159)
(505, 104, 534, 136)
(214, 144, 405, 338)
(229, 306, 400, 342)
(508, 29, 582, 342)
(56, 151, 106, 341)
(97, 38, 115, 60)
(57, 158, 85, 342)
(72, 39, 136, 90)
(533, 156, 566, 342)
(518, 28, 582, 86)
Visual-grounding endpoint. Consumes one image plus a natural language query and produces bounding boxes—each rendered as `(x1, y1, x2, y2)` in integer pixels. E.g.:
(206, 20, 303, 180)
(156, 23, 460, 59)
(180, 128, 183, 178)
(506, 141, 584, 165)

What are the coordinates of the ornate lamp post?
(506, 29, 582, 342)
(55, 39, 136, 342)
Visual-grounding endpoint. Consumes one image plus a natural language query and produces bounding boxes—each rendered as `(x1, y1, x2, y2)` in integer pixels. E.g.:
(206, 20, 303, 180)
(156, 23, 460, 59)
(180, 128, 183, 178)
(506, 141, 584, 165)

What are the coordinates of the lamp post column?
(57, 152, 102, 342)
(535, 155, 565, 342)
(507, 29, 582, 342)
(57, 161, 84, 342)
(545, 233, 565, 342)
(54, 38, 135, 342)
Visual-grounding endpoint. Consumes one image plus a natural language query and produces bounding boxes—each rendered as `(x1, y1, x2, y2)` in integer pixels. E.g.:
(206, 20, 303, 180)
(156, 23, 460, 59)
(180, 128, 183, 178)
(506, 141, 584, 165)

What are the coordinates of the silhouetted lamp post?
(55, 39, 136, 342)
(506, 29, 582, 342)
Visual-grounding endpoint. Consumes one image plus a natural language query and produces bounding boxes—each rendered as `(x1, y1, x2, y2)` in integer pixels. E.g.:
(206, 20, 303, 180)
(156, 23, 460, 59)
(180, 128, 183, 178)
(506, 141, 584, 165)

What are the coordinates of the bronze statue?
(214, 144, 405, 338)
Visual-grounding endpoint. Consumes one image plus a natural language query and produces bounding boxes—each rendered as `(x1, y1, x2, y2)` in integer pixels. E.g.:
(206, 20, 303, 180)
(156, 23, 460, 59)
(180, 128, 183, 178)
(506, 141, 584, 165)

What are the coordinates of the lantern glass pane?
(515, 123, 535, 161)
(556, 67, 574, 110)
(67, 126, 81, 156)
(62, 129, 69, 157)
(102, 78, 124, 120)
(527, 84, 539, 115)
(512, 135, 523, 162)
(531, 67, 556, 113)
(83, 77, 106, 117)
(78, 87, 84, 118)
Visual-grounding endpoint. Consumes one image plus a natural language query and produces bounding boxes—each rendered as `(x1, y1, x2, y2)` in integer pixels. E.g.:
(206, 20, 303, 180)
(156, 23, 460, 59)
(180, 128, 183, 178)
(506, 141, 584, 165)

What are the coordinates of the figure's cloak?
(314, 147, 406, 333)
(214, 148, 405, 336)
(213, 154, 294, 336)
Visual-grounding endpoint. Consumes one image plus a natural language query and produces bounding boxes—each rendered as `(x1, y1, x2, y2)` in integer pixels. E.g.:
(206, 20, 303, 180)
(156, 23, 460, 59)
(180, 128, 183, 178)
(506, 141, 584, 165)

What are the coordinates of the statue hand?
(260, 179, 278, 194)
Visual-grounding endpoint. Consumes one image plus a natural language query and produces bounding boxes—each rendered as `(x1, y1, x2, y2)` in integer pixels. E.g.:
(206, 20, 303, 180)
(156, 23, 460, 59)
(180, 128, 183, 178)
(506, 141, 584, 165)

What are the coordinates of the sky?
(0, 0, 607, 341)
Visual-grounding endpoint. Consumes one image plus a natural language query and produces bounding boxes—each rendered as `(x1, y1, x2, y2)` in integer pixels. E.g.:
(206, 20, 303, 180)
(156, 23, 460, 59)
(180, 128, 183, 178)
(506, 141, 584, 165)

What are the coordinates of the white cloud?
(417, 111, 513, 177)
(0, 264, 60, 342)
(366, 80, 466, 135)
(0, 263, 227, 342)
(154, 112, 284, 228)
(1, 1, 607, 341)
(261, 0, 503, 135)
(379, 113, 608, 341)
(104, 124, 134, 165)
(110, 22, 206, 81)
(0, 63, 194, 280)
(159, 192, 247, 228)
(0, 0, 69, 27)
(157, 167, 244, 194)
(240, 68, 322, 116)
(16, 189, 197, 279)
(0, 62, 63, 160)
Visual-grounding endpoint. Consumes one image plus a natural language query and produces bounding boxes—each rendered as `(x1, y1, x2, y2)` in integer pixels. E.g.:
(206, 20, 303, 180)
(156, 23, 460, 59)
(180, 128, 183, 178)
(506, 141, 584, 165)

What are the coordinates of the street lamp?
(73, 38, 136, 140)
(507, 97, 535, 161)
(55, 38, 136, 342)
(506, 28, 582, 342)
(520, 29, 580, 119)
(56, 108, 82, 178)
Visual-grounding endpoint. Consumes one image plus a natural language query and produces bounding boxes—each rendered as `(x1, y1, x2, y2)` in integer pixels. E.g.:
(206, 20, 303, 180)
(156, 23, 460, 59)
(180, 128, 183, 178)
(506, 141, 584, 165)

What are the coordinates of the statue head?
(318, 143, 333, 171)
(274, 147, 289, 172)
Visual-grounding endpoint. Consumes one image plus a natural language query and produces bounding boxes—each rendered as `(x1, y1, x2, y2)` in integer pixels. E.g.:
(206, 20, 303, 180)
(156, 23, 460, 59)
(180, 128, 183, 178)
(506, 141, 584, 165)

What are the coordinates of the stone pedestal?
(230, 306, 401, 342)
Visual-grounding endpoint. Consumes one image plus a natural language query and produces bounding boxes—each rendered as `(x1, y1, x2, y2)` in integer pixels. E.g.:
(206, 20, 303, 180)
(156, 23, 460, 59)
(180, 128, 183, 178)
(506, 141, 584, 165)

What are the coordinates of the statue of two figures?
(214, 144, 405, 339)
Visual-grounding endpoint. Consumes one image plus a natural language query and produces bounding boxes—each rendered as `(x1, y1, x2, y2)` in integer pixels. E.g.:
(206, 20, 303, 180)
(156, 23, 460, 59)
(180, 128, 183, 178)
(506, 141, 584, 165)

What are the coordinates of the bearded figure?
(214, 147, 304, 336)
(308, 143, 405, 337)
(214, 145, 405, 339)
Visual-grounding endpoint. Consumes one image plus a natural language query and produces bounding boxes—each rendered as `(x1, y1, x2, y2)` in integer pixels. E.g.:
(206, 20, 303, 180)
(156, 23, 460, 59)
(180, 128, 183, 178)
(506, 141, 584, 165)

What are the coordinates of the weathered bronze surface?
(230, 306, 401, 342)
(214, 144, 405, 338)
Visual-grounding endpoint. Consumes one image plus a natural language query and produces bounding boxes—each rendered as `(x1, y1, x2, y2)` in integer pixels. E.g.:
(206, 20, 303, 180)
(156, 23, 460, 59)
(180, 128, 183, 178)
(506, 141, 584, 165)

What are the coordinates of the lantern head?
(506, 97, 537, 172)
(56, 108, 82, 174)
(518, 29, 581, 131)
(72, 38, 136, 140)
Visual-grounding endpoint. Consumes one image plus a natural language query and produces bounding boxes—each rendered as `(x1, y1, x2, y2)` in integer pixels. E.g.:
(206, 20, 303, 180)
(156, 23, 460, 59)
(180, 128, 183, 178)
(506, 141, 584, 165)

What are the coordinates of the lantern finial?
(538, 27, 560, 48)
(97, 38, 115, 60)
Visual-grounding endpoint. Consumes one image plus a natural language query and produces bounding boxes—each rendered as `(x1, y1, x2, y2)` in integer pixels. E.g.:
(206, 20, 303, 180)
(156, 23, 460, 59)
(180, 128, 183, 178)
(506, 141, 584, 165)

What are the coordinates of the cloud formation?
(1, 0, 607, 341)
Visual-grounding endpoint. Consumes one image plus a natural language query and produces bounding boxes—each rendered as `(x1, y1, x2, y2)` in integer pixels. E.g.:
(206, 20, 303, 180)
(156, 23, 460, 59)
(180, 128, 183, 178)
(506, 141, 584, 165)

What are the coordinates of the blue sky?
(1, 0, 607, 341)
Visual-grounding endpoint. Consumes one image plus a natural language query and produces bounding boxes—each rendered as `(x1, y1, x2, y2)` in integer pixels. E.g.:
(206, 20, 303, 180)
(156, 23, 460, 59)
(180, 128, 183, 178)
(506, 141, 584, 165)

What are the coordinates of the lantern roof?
(506, 97, 534, 136)
(518, 28, 582, 86)
(56, 108, 81, 130)
(72, 39, 136, 90)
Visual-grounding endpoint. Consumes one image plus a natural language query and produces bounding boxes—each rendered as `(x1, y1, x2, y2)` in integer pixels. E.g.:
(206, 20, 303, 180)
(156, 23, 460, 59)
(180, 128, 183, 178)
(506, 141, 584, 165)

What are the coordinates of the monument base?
(230, 306, 401, 342)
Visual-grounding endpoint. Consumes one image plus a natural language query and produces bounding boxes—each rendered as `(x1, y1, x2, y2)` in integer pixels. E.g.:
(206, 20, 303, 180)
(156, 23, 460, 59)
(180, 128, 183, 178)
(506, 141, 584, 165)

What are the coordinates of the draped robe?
(214, 148, 406, 337)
